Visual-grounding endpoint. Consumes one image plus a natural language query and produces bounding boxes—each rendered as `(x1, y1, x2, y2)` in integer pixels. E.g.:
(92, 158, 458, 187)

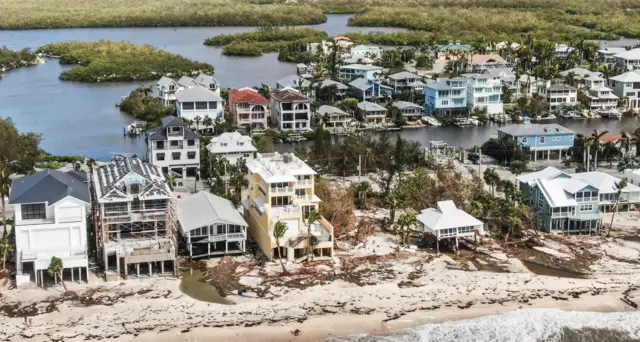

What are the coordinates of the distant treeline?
(204, 27, 328, 57)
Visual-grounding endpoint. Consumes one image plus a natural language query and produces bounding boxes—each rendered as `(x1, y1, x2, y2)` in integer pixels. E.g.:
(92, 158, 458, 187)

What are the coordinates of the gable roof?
(470, 54, 506, 64)
(572, 171, 640, 194)
(417, 200, 483, 231)
(157, 76, 177, 87)
(535, 178, 580, 207)
(147, 116, 201, 141)
(276, 74, 311, 89)
(270, 88, 310, 102)
(559, 67, 602, 79)
(498, 123, 574, 136)
(598, 47, 626, 55)
(387, 71, 421, 81)
(319, 79, 348, 90)
(175, 86, 223, 102)
(437, 43, 472, 52)
(93, 155, 171, 203)
(177, 191, 248, 234)
(357, 101, 387, 112)
(207, 132, 257, 154)
(614, 48, 640, 60)
(517, 166, 567, 185)
(611, 71, 640, 83)
(9, 169, 90, 205)
(316, 105, 348, 116)
(351, 44, 380, 51)
(177, 76, 196, 88)
(349, 77, 375, 90)
(194, 74, 219, 87)
(393, 101, 422, 109)
(229, 88, 269, 104)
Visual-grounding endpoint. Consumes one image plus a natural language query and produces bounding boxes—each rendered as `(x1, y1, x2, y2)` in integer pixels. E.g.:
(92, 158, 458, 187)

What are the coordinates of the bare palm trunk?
(306, 226, 312, 263)
(2, 250, 6, 271)
(606, 201, 620, 237)
(276, 242, 286, 273)
(58, 272, 68, 292)
(503, 229, 511, 249)
(1, 198, 6, 237)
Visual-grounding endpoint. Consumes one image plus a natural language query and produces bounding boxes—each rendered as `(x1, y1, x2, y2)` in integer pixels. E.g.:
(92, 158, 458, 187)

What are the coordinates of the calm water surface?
(1, 18, 640, 160)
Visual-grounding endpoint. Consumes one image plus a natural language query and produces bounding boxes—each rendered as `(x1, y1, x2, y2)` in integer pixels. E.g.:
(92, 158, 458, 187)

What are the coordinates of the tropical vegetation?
(36, 41, 214, 82)
(47, 256, 68, 291)
(204, 27, 328, 57)
(0, 47, 38, 74)
(118, 86, 176, 126)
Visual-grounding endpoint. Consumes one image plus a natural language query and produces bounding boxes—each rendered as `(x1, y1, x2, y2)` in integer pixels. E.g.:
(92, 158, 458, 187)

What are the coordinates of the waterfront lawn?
(36, 41, 214, 82)
(204, 28, 328, 57)
(0, 47, 38, 72)
(0, 0, 326, 29)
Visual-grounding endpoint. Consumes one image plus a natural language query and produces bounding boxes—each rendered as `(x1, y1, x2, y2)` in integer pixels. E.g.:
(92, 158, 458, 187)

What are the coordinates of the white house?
(146, 116, 201, 178)
(194, 74, 221, 96)
(392, 101, 423, 122)
(623, 169, 640, 187)
(585, 85, 618, 111)
(555, 44, 575, 59)
(463, 74, 503, 114)
(276, 74, 311, 90)
(10, 169, 90, 288)
(156, 76, 179, 105)
(175, 87, 224, 131)
(538, 83, 579, 111)
(207, 132, 257, 164)
(177, 191, 249, 258)
(357, 100, 387, 124)
(598, 47, 626, 62)
(340, 64, 383, 81)
(386, 71, 426, 91)
(316, 105, 352, 131)
(572, 171, 640, 212)
(349, 44, 382, 59)
(155, 74, 221, 109)
(270, 88, 312, 131)
(609, 71, 640, 110)
(417, 200, 484, 251)
(613, 48, 640, 70)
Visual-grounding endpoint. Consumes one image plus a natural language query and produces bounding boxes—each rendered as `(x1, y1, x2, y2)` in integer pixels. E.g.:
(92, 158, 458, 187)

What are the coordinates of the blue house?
(497, 121, 575, 161)
(425, 78, 467, 115)
(340, 64, 383, 81)
(517, 167, 603, 234)
(349, 77, 393, 102)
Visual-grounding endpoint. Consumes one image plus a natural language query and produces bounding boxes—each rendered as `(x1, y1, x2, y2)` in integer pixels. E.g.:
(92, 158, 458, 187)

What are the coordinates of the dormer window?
(221, 143, 228, 147)
(130, 183, 141, 195)
(169, 85, 175, 91)
(210, 83, 216, 90)
(22, 203, 46, 220)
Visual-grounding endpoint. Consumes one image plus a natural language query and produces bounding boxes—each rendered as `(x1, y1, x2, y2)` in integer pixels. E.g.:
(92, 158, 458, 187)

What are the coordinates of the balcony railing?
(296, 179, 312, 186)
(58, 216, 83, 223)
(297, 194, 313, 201)
(271, 186, 293, 193)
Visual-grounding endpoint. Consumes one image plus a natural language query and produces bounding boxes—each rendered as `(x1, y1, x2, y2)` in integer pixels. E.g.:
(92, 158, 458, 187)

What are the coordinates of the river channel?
(0, 16, 639, 160)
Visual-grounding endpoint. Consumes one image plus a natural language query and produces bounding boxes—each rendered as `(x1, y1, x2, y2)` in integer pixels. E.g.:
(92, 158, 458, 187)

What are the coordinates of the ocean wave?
(327, 309, 640, 342)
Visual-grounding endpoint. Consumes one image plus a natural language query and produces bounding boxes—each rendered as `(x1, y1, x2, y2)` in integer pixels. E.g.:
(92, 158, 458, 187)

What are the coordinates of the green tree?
(0, 236, 13, 271)
(385, 192, 401, 233)
(272, 221, 289, 273)
(47, 256, 67, 291)
(194, 115, 202, 132)
(590, 129, 609, 170)
(165, 173, 177, 191)
(304, 210, 320, 263)
(618, 154, 640, 172)
(396, 210, 417, 245)
(483, 168, 500, 197)
(606, 178, 628, 237)
(509, 160, 527, 184)
(601, 141, 619, 168)
(0, 117, 41, 174)
(503, 215, 524, 249)
(0, 167, 11, 236)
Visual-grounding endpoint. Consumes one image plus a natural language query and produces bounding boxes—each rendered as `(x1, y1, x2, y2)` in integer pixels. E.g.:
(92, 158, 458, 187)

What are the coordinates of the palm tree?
(0, 236, 13, 271)
(0, 168, 11, 236)
(483, 168, 500, 196)
(202, 115, 213, 133)
(617, 154, 640, 172)
(631, 127, 640, 157)
(508, 160, 527, 184)
(194, 115, 202, 132)
(304, 210, 320, 263)
(618, 131, 631, 155)
(86, 158, 96, 174)
(272, 221, 289, 273)
(396, 210, 417, 246)
(591, 129, 609, 169)
(384, 192, 400, 233)
(601, 141, 619, 168)
(606, 178, 628, 237)
(165, 173, 177, 191)
(48, 256, 67, 291)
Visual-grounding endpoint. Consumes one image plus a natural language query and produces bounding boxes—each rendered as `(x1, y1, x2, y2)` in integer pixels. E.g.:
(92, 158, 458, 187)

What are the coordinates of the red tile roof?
(600, 134, 622, 143)
(229, 88, 268, 104)
(270, 89, 310, 103)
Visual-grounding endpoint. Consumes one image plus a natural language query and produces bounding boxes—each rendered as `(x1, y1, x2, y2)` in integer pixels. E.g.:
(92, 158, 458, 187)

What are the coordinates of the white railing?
(296, 179, 312, 186)
(208, 233, 246, 242)
(297, 194, 313, 201)
(272, 186, 293, 193)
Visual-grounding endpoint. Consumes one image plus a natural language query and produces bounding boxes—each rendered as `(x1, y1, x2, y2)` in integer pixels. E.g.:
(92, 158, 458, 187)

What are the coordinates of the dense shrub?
(118, 86, 176, 125)
(207, 28, 328, 57)
(0, 47, 38, 72)
(36, 41, 214, 82)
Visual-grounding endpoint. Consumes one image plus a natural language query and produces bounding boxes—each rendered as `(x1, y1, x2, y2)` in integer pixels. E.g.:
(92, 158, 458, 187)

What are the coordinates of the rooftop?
(572, 171, 640, 194)
(393, 101, 422, 109)
(177, 76, 196, 88)
(614, 48, 640, 60)
(177, 191, 247, 234)
(387, 71, 421, 81)
(319, 79, 348, 90)
(611, 71, 640, 83)
(340, 64, 382, 71)
(194, 74, 219, 87)
(157, 76, 177, 87)
(9, 169, 90, 205)
(469, 54, 506, 64)
(270, 88, 310, 103)
(498, 123, 575, 136)
(316, 105, 348, 116)
(357, 101, 387, 112)
(175, 86, 223, 102)
(417, 200, 484, 232)
(207, 132, 257, 154)
(147, 116, 201, 141)
(229, 88, 268, 104)
(547, 83, 577, 91)
(93, 155, 171, 203)
(246, 153, 316, 183)
(276, 74, 311, 89)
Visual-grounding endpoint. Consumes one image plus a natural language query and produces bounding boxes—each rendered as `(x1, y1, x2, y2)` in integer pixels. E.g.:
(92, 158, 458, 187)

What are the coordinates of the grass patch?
(204, 27, 328, 57)
(0, 47, 38, 73)
(36, 41, 214, 82)
(0, 0, 326, 29)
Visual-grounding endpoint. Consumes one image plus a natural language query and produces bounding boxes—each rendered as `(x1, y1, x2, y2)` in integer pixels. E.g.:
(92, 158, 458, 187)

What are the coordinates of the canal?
(0, 18, 640, 160)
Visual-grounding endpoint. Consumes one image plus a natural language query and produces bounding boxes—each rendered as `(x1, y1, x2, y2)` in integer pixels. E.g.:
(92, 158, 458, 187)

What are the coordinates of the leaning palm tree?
(272, 221, 289, 273)
(0, 236, 13, 271)
(591, 129, 609, 170)
(47, 256, 68, 291)
(86, 158, 96, 174)
(304, 210, 320, 263)
(606, 178, 628, 237)
(165, 173, 177, 191)
(0, 167, 12, 236)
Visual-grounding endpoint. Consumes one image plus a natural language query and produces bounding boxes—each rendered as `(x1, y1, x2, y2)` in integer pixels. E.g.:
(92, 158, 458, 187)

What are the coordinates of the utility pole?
(358, 154, 362, 182)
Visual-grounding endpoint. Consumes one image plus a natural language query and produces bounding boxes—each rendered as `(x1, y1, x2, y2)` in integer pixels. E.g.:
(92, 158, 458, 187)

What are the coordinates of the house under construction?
(92, 154, 177, 281)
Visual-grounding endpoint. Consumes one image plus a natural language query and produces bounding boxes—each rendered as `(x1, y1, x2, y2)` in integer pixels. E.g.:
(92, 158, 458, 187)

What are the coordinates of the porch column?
(124, 261, 128, 279)
(116, 254, 120, 275)
(80, 267, 83, 282)
(149, 262, 152, 276)
(534, 150, 537, 162)
(547, 150, 550, 161)
(225, 241, 228, 254)
(35, 267, 39, 287)
(559, 150, 562, 161)
(72, 267, 75, 282)
(136, 263, 140, 277)
(208, 242, 211, 256)
(161, 261, 165, 275)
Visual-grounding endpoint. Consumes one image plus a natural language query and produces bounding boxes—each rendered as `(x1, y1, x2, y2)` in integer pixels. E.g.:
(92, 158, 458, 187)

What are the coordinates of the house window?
(187, 140, 195, 146)
(172, 152, 181, 160)
(21, 203, 46, 220)
(208, 101, 218, 109)
(130, 183, 140, 194)
(539, 136, 546, 144)
(156, 153, 165, 161)
(537, 191, 544, 208)
(196, 102, 208, 110)
(295, 189, 306, 196)
(182, 102, 194, 110)
(270, 196, 291, 207)
(187, 152, 196, 160)
(569, 136, 574, 140)
(171, 126, 181, 133)
(579, 204, 594, 212)
(441, 100, 449, 105)
(521, 137, 528, 143)
(169, 85, 175, 91)
(170, 140, 179, 147)
(156, 141, 165, 149)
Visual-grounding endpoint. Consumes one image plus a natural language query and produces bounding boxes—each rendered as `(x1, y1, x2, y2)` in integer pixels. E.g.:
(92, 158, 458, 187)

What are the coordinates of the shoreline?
(119, 291, 635, 342)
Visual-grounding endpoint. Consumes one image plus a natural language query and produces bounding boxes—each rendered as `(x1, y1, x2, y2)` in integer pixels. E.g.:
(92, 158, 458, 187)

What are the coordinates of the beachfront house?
(517, 168, 603, 234)
(228, 88, 269, 131)
(177, 76, 197, 89)
(497, 122, 575, 161)
(613, 48, 640, 70)
(242, 152, 334, 261)
(156, 76, 179, 105)
(609, 71, 640, 111)
(177, 191, 248, 258)
(316, 105, 352, 130)
(417, 200, 484, 251)
(93, 155, 177, 281)
(386, 71, 425, 91)
(462, 74, 503, 114)
(598, 47, 627, 62)
(270, 88, 312, 132)
(317, 79, 349, 100)
(349, 44, 382, 59)
(425, 78, 467, 115)
(435, 41, 472, 60)
(572, 171, 640, 212)
(357, 101, 387, 124)
(276, 74, 311, 90)
(146, 116, 200, 178)
(468, 54, 512, 72)
(339, 64, 383, 81)
(559, 68, 603, 82)
(392, 101, 423, 122)
(175, 86, 224, 133)
(206, 132, 257, 164)
(538, 83, 579, 112)
(10, 169, 90, 288)
(349, 77, 393, 102)
(623, 169, 640, 187)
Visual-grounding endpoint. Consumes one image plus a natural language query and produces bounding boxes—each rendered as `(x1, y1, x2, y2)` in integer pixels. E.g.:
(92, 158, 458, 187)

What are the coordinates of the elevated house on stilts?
(417, 200, 484, 253)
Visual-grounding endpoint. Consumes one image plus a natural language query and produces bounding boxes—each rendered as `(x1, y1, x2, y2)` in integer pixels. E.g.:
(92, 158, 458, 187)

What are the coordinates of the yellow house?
(242, 152, 333, 261)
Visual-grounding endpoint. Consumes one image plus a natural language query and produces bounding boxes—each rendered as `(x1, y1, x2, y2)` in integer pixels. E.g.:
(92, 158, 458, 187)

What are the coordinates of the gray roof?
(276, 74, 311, 89)
(319, 79, 348, 90)
(498, 123, 575, 136)
(175, 86, 223, 102)
(207, 132, 257, 154)
(316, 105, 348, 116)
(177, 191, 248, 234)
(349, 77, 374, 91)
(340, 64, 382, 71)
(194, 74, 219, 87)
(9, 169, 90, 205)
(547, 83, 577, 91)
(357, 101, 387, 112)
(177, 76, 196, 88)
(148, 116, 201, 141)
(93, 155, 170, 202)
(157, 76, 177, 87)
(393, 101, 422, 109)
(427, 81, 454, 91)
(387, 71, 421, 81)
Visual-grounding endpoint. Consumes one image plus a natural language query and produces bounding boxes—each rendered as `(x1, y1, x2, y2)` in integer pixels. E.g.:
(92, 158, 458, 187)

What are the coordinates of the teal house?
(339, 64, 383, 81)
(497, 121, 575, 161)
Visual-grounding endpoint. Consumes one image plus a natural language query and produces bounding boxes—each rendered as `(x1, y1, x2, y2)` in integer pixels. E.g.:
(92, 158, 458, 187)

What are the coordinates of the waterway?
(1, 18, 640, 160)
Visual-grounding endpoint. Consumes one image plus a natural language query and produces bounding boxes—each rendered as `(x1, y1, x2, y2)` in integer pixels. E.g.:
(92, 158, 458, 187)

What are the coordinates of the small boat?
(422, 116, 442, 127)
(599, 108, 622, 119)
(285, 133, 307, 143)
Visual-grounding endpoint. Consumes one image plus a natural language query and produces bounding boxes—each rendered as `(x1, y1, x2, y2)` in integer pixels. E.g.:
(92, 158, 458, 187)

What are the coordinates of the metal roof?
(417, 200, 484, 232)
(614, 48, 640, 60)
(393, 101, 422, 109)
(316, 105, 348, 116)
(276, 74, 311, 89)
(177, 191, 247, 234)
(357, 101, 387, 112)
(194, 74, 219, 88)
(319, 79, 348, 90)
(9, 169, 90, 205)
(611, 71, 640, 83)
(498, 123, 574, 136)
(207, 132, 257, 154)
(340, 64, 382, 71)
(157, 76, 177, 87)
(175, 86, 223, 102)
(147, 116, 201, 141)
(387, 71, 421, 80)
(177, 76, 196, 88)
